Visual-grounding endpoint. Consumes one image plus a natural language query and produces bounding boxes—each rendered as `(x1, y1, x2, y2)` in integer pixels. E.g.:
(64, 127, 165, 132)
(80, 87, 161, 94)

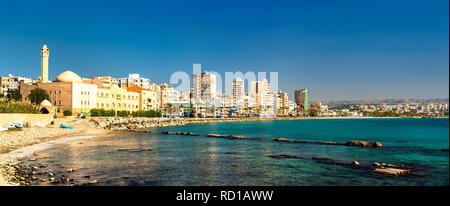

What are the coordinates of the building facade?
(21, 71, 98, 113)
(192, 72, 217, 103)
(294, 89, 309, 111)
(277, 91, 289, 115)
(127, 85, 158, 111)
(119, 74, 150, 89)
(232, 78, 245, 108)
(0, 74, 32, 96)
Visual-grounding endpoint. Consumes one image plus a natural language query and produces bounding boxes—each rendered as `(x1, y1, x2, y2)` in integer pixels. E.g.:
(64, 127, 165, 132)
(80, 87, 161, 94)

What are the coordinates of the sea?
(24, 118, 449, 186)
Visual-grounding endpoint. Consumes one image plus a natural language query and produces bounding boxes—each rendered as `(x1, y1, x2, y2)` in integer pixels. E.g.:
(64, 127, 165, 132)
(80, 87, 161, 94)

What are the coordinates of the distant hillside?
(317, 98, 449, 105)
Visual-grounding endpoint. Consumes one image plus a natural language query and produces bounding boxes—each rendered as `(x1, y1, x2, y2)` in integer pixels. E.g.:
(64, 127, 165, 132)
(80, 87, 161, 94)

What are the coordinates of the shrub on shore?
(63, 110, 72, 116)
(0, 99, 40, 114)
(131, 110, 162, 118)
(117, 110, 129, 117)
(90, 108, 116, 117)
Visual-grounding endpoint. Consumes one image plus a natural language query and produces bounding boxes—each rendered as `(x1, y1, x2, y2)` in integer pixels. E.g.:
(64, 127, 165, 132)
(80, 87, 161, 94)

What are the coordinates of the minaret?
(40, 44, 49, 83)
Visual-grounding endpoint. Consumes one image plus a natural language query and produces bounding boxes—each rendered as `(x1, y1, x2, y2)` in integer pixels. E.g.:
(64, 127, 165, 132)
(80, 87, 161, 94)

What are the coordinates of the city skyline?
(0, 0, 448, 101)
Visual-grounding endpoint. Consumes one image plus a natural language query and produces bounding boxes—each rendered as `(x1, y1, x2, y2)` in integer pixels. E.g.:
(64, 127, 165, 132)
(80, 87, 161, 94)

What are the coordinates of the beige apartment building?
(232, 78, 245, 108)
(192, 72, 217, 103)
(127, 86, 158, 111)
(97, 86, 140, 112)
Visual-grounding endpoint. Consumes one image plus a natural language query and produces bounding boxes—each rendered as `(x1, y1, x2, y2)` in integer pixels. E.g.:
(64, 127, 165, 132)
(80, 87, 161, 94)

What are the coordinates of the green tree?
(8, 90, 22, 101)
(28, 88, 49, 105)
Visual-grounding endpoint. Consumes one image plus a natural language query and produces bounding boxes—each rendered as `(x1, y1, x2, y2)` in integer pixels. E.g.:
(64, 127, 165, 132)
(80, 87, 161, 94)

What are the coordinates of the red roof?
(127, 85, 152, 92)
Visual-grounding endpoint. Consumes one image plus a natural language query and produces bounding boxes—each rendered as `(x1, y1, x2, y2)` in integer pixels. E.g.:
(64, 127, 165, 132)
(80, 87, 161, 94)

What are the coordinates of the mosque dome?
(56, 70, 82, 83)
(40, 99, 52, 107)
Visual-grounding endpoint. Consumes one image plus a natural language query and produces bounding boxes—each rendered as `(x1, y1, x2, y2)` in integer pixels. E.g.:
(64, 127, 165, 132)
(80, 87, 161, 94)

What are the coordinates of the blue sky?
(0, 0, 448, 101)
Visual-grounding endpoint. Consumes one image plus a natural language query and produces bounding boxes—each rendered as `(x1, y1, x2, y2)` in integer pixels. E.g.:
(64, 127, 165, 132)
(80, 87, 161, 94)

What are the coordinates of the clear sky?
(0, 0, 448, 101)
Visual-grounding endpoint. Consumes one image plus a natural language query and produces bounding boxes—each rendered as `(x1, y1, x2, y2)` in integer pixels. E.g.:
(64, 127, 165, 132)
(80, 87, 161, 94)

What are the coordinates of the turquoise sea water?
(30, 118, 449, 186)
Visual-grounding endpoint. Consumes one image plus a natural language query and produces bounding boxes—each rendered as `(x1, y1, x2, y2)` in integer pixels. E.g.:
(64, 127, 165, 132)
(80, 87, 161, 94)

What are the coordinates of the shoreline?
(0, 116, 447, 185)
(0, 135, 98, 185)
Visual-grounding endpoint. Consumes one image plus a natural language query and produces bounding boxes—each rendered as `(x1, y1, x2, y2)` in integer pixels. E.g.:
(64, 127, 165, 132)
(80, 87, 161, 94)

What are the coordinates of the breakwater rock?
(207, 134, 244, 139)
(346, 140, 382, 148)
(272, 137, 382, 148)
(160, 131, 244, 139)
(89, 117, 187, 130)
(268, 154, 423, 177)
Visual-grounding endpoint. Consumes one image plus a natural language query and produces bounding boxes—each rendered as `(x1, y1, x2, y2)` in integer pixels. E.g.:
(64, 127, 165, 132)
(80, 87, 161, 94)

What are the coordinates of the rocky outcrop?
(273, 137, 291, 142)
(90, 117, 186, 131)
(346, 140, 382, 148)
(351, 161, 360, 167)
(373, 168, 411, 176)
(267, 154, 303, 159)
(207, 134, 244, 139)
(272, 138, 382, 148)
(228, 135, 244, 139)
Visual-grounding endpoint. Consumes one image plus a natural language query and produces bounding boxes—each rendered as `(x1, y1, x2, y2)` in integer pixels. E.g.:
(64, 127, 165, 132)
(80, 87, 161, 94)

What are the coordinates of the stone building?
(20, 70, 97, 113)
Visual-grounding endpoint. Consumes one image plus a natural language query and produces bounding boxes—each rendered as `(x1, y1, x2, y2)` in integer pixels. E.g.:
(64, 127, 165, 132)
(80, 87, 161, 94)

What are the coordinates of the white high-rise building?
(192, 72, 217, 103)
(119, 74, 150, 89)
(232, 78, 245, 108)
(250, 79, 275, 117)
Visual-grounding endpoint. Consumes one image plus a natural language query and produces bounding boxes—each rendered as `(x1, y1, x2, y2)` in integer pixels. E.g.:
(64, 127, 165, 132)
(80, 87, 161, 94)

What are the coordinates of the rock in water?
(352, 161, 360, 167)
(88, 180, 98, 185)
(373, 162, 381, 167)
(267, 154, 303, 159)
(373, 168, 411, 176)
(273, 137, 290, 142)
(228, 135, 244, 139)
(369, 142, 383, 147)
(346, 140, 369, 147)
(346, 140, 382, 148)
